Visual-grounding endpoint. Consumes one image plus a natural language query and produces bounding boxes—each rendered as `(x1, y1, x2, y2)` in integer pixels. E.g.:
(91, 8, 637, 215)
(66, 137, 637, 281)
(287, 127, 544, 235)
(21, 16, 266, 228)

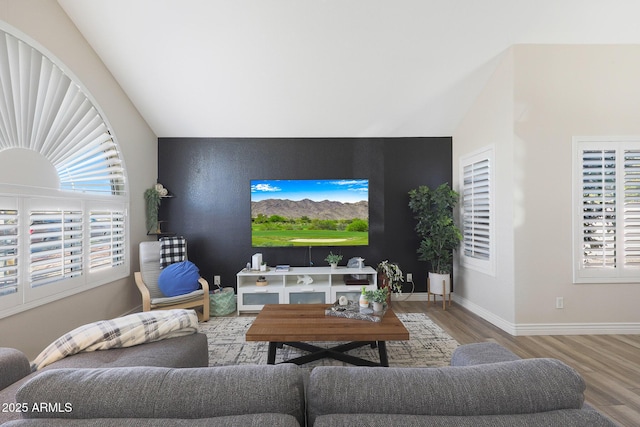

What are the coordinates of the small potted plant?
(365, 287, 389, 312)
(376, 260, 403, 305)
(324, 251, 343, 269)
(144, 186, 162, 233)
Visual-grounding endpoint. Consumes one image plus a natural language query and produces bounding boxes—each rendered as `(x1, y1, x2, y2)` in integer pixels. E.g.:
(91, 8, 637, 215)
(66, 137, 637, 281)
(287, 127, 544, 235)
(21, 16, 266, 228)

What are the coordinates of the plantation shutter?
(624, 150, 640, 269)
(574, 138, 640, 282)
(29, 210, 83, 288)
(0, 207, 18, 297)
(0, 30, 125, 195)
(580, 150, 617, 269)
(462, 158, 491, 260)
(89, 210, 125, 271)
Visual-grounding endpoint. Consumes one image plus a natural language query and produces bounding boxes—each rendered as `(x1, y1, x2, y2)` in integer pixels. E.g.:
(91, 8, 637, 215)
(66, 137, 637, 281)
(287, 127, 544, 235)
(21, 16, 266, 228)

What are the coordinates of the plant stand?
(427, 275, 452, 310)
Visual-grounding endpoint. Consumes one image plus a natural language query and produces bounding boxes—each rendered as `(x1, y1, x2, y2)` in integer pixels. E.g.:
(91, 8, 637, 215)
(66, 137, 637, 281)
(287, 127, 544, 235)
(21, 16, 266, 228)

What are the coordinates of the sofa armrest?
(450, 342, 521, 366)
(307, 359, 586, 426)
(16, 364, 305, 426)
(0, 348, 31, 390)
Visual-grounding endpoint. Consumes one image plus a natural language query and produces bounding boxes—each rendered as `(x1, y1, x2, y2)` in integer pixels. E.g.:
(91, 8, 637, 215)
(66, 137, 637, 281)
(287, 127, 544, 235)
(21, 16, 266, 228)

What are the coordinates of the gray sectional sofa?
(1, 341, 617, 426)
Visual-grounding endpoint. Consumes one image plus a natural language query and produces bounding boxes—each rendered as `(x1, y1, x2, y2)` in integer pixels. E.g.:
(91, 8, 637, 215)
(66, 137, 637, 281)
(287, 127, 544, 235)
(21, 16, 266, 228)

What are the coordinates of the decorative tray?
(324, 300, 387, 322)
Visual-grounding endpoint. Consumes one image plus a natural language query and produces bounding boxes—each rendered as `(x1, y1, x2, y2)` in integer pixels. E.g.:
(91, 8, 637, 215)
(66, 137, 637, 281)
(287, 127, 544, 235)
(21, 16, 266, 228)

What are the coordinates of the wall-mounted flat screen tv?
(251, 179, 369, 247)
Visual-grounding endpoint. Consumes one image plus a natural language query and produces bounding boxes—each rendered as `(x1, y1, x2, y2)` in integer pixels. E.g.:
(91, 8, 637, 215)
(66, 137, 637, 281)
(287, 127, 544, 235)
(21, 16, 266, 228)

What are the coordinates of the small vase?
(359, 292, 369, 308)
(372, 301, 384, 312)
(330, 263, 338, 269)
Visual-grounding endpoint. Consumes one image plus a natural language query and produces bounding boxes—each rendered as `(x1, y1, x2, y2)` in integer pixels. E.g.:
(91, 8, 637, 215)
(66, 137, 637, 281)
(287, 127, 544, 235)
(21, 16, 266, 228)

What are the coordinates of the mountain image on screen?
(251, 179, 369, 247)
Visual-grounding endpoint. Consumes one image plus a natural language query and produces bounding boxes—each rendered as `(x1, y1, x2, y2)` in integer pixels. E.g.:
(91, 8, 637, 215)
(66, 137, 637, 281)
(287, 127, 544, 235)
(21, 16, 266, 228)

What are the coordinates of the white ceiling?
(58, 0, 640, 138)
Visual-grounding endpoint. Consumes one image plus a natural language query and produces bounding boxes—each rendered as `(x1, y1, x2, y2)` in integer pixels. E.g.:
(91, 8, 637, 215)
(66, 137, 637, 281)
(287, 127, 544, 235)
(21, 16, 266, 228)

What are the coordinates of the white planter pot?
(372, 301, 384, 312)
(428, 272, 451, 296)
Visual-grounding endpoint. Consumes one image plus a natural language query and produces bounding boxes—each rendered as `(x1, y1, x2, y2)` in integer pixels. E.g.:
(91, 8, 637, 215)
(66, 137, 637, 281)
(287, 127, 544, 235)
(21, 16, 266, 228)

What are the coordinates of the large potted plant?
(408, 183, 462, 300)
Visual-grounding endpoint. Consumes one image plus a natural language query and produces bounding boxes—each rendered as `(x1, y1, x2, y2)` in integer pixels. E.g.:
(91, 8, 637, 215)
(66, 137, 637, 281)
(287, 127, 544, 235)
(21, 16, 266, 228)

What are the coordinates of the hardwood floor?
(392, 300, 640, 427)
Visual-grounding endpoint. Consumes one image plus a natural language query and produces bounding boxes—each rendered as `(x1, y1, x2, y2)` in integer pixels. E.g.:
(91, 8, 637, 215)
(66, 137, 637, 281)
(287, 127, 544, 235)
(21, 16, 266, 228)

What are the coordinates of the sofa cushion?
(0, 348, 30, 390)
(158, 260, 201, 297)
(16, 364, 305, 426)
(1, 413, 301, 427)
(307, 359, 586, 425)
(312, 410, 616, 427)
(450, 342, 521, 366)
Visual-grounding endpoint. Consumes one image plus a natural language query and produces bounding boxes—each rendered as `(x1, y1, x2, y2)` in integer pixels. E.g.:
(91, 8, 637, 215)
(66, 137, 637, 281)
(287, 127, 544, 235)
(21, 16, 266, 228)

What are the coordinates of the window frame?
(572, 136, 640, 284)
(0, 188, 129, 318)
(459, 145, 495, 276)
(0, 24, 130, 319)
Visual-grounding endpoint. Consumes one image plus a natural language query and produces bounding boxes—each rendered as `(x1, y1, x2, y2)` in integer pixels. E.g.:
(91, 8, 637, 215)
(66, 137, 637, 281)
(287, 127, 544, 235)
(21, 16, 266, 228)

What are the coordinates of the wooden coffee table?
(245, 304, 409, 367)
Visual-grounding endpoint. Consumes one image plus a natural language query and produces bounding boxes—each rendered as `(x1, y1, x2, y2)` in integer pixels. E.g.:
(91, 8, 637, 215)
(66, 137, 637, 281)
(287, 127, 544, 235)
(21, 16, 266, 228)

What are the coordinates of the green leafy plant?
(365, 287, 389, 304)
(376, 260, 403, 294)
(324, 251, 343, 265)
(408, 183, 462, 274)
(144, 187, 162, 233)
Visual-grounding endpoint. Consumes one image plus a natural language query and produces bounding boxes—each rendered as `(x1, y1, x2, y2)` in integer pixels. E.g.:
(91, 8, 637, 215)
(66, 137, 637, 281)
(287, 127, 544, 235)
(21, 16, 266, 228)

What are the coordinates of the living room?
(0, 1, 639, 424)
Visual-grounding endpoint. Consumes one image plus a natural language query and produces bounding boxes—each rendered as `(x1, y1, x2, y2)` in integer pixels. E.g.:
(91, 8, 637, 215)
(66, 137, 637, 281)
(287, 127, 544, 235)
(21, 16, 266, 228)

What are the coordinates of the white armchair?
(134, 241, 210, 321)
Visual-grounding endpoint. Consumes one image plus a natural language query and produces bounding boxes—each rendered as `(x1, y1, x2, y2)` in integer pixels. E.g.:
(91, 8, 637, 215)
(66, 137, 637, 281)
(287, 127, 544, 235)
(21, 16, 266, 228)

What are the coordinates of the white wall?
(513, 45, 640, 332)
(0, 0, 157, 358)
(453, 48, 517, 330)
(454, 44, 640, 334)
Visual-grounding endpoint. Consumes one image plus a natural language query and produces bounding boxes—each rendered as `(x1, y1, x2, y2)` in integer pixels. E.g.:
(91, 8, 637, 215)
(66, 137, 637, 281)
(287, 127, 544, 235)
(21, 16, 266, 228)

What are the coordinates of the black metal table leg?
(267, 342, 278, 364)
(377, 341, 389, 367)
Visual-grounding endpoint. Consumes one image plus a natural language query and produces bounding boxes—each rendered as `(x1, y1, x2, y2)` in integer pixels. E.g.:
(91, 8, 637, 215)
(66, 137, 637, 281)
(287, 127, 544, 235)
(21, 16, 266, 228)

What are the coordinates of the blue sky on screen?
(251, 179, 368, 203)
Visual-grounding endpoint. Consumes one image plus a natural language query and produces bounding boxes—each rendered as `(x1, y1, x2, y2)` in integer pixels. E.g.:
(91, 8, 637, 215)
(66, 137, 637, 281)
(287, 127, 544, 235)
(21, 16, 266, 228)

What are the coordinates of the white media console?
(236, 266, 378, 314)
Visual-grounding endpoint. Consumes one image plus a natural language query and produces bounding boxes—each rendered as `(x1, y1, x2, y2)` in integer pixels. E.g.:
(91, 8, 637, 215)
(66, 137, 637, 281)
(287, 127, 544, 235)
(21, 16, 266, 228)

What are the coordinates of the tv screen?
(251, 179, 369, 247)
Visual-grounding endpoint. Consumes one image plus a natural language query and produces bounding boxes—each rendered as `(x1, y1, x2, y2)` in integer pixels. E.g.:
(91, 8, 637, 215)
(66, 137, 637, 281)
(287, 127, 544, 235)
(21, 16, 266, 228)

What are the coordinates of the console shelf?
(236, 266, 377, 314)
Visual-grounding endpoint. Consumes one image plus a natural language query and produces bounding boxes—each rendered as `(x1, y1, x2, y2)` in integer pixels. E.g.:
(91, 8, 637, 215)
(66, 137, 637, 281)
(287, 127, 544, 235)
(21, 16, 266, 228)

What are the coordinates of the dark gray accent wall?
(157, 137, 451, 293)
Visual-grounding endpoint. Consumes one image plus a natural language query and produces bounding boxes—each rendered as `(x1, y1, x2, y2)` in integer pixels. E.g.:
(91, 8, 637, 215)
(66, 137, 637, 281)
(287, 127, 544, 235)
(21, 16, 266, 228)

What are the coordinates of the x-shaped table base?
(267, 340, 389, 367)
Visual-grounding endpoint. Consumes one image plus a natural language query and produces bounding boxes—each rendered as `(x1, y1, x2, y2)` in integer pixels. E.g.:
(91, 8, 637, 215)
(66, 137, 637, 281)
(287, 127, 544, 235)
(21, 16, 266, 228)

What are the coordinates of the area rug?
(198, 313, 459, 368)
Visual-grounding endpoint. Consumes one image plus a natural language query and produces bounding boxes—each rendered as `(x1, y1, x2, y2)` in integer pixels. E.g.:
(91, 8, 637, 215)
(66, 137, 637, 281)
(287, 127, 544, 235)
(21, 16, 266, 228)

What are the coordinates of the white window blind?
(573, 138, 640, 282)
(580, 149, 617, 269)
(459, 146, 494, 275)
(89, 210, 125, 271)
(623, 150, 640, 269)
(29, 210, 83, 288)
(0, 208, 18, 297)
(463, 158, 491, 260)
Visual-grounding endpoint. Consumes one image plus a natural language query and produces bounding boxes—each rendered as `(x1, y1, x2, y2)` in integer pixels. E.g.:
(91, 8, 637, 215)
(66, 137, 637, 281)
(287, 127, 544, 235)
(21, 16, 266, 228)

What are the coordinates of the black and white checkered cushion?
(160, 236, 186, 268)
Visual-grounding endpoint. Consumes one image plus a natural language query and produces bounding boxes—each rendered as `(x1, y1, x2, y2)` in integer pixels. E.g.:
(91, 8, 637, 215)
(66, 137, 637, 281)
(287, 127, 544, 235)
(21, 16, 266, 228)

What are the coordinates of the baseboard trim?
(453, 294, 640, 335)
(513, 323, 640, 335)
(391, 292, 429, 302)
(453, 295, 517, 334)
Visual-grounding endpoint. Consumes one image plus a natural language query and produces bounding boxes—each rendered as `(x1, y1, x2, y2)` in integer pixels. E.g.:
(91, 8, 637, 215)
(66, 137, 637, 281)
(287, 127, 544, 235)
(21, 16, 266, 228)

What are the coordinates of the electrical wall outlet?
(556, 297, 564, 309)
(214, 275, 221, 286)
(407, 273, 413, 282)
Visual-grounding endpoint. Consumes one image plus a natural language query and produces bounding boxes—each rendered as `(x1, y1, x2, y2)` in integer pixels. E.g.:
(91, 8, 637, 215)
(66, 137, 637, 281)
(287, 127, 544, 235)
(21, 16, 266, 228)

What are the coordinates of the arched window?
(0, 26, 129, 318)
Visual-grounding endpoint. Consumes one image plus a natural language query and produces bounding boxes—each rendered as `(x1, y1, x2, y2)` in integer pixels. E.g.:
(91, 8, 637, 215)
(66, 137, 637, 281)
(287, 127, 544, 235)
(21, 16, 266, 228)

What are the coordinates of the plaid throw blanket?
(30, 309, 198, 371)
(160, 236, 187, 268)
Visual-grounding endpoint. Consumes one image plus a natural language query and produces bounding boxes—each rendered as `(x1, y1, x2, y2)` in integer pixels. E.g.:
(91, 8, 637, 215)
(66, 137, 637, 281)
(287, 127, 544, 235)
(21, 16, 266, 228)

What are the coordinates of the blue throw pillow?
(157, 260, 201, 297)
